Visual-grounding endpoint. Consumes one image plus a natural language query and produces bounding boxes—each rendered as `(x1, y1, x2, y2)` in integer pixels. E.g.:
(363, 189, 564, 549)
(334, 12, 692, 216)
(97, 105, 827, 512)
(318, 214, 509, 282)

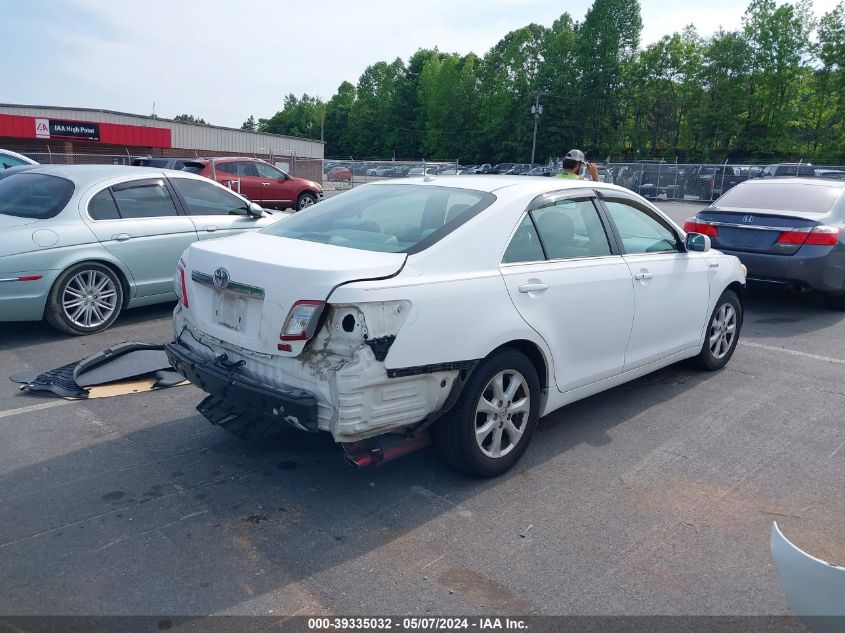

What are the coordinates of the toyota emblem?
(212, 267, 230, 289)
(742, 215, 754, 223)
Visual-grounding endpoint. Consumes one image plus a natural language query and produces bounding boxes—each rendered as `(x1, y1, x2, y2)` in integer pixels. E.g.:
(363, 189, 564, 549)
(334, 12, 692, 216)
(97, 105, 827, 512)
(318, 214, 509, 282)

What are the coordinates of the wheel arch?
(486, 339, 551, 414)
(47, 258, 133, 311)
(726, 280, 745, 306)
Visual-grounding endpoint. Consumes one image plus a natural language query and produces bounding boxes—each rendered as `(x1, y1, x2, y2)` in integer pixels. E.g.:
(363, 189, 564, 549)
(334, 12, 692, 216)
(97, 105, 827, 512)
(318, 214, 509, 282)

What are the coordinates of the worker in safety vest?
(557, 149, 599, 181)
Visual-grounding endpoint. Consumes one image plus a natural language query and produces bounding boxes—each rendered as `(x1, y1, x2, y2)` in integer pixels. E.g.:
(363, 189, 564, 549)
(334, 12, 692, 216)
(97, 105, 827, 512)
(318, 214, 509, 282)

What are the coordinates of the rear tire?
(689, 290, 742, 370)
(296, 192, 317, 211)
(824, 292, 845, 310)
(45, 262, 124, 335)
(433, 349, 540, 477)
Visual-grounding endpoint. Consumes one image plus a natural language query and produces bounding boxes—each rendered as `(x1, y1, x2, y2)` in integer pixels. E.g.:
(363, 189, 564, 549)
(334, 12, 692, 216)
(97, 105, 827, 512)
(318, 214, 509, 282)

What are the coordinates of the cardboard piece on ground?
(68, 377, 189, 400)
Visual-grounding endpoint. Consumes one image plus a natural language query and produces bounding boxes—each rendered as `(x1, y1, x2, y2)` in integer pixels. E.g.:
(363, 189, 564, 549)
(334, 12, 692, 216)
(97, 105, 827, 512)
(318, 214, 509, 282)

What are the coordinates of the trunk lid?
(698, 208, 823, 255)
(184, 232, 406, 355)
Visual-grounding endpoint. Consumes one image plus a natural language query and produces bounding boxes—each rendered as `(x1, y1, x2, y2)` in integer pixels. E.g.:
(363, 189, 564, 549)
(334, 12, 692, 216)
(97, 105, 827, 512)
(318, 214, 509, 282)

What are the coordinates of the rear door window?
(110, 179, 179, 218)
(531, 199, 612, 260)
(88, 189, 121, 220)
(502, 215, 545, 263)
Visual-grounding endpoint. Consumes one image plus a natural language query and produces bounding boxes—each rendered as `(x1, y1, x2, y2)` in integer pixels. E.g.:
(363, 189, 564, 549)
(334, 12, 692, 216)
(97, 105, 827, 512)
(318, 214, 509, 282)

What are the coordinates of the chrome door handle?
(112, 233, 131, 241)
(518, 283, 549, 293)
(709, 262, 719, 268)
(634, 271, 653, 280)
(261, 182, 271, 186)
(203, 225, 218, 232)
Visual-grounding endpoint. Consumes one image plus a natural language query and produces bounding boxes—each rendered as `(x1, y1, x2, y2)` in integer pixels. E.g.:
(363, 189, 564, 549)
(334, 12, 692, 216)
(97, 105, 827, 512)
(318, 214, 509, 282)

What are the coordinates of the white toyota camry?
(166, 176, 746, 476)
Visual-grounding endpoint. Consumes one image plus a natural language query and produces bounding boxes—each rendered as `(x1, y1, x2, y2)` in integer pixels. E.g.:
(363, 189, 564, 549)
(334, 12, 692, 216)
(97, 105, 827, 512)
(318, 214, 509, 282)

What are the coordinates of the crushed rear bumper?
(164, 340, 319, 432)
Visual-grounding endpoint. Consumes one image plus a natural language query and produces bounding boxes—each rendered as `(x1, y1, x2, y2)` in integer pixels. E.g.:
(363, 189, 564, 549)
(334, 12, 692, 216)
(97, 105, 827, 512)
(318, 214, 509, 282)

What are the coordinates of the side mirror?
(248, 202, 264, 218)
(685, 232, 711, 252)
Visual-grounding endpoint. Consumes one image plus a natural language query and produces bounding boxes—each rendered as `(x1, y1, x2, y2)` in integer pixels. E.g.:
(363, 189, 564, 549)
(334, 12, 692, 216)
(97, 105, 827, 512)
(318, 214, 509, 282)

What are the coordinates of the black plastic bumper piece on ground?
(164, 341, 319, 432)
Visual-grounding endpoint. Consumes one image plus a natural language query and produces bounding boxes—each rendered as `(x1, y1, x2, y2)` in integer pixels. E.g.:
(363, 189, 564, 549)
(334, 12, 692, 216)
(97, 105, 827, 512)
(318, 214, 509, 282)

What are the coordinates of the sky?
(1, 0, 840, 130)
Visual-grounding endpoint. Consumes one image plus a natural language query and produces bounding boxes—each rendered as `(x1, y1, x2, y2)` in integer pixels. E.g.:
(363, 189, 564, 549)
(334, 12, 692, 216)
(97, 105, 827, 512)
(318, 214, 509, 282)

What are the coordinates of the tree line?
(243, 0, 845, 164)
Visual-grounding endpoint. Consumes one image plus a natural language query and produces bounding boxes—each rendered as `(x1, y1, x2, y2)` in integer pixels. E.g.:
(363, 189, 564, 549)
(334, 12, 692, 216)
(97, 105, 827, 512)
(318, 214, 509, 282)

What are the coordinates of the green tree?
(575, 0, 643, 153)
(173, 114, 207, 125)
(477, 23, 549, 162)
(240, 115, 257, 131)
(260, 94, 324, 139)
(324, 81, 356, 157)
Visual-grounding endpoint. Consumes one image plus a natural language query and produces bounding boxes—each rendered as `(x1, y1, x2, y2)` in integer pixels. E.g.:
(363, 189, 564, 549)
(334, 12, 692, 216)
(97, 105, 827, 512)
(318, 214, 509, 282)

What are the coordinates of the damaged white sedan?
(166, 176, 746, 476)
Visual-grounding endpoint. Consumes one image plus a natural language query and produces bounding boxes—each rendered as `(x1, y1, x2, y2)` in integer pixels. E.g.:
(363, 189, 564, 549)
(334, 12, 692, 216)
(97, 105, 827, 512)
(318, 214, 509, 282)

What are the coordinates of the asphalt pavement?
(1, 199, 843, 617)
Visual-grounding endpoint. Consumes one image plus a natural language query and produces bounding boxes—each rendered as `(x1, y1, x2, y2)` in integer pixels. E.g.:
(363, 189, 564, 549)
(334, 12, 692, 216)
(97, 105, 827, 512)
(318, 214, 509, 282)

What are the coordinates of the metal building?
(0, 103, 324, 179)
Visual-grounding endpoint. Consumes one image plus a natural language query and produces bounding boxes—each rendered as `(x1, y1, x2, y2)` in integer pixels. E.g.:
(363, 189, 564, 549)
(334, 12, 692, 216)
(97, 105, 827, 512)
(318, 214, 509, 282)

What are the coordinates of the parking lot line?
(0, 400, 69, 419)
(740, 340, 845, 365)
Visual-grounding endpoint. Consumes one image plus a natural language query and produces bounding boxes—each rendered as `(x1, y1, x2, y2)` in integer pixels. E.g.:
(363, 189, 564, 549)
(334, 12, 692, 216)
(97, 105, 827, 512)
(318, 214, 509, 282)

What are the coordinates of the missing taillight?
(280, 300, 325, 341)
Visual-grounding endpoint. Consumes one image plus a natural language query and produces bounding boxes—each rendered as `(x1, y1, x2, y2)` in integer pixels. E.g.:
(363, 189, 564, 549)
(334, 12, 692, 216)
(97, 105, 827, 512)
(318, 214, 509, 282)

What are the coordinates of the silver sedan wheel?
(709, 302, 737, 359)
(299, 195, 315, 209)
(475, 370, 531, 459)
(62, 269, 118, 329)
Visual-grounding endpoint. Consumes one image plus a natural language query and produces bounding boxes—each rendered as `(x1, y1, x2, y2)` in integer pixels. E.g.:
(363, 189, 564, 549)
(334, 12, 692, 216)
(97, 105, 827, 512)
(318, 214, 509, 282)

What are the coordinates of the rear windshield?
(716, 181, 842, 214)
(181, 163, 205, 174)
(261, 184, 495, 253)
(0, 173, 74, 219)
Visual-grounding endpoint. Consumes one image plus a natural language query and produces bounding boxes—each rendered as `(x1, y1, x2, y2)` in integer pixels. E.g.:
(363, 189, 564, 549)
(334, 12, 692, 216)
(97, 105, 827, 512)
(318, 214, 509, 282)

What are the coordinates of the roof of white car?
(746, 177, 845, 188)
(11, 163, 205, 189)
(375, 174, 625, 196)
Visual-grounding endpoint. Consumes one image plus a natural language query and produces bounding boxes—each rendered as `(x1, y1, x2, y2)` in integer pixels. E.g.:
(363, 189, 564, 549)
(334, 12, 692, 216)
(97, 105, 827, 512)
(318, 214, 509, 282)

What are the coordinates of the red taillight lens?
(708, 178, 715, 188)
(280, 300, 325, 341)
(176, 264, 189, 307)
(776, 225, 840, 247)
(683, 218, 719, 237)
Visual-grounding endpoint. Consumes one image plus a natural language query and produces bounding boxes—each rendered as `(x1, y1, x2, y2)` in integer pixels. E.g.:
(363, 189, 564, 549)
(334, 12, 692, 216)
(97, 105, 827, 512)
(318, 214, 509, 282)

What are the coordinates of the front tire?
(433, 349, 540, 477)
(45, 262, 124, 335)
(296, 192, 317, 211)
(689, 290, 742, 370)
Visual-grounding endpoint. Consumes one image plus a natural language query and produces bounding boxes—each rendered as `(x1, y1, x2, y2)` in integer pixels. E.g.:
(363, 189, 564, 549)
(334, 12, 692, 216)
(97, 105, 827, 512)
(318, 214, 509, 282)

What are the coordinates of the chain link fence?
(601, 161, 845, 201)
(12, 149, 845, 203)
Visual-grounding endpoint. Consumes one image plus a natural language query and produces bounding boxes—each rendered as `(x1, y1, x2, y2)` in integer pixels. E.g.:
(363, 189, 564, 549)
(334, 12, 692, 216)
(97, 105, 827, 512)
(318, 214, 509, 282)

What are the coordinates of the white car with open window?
(166, 176, 746, 476)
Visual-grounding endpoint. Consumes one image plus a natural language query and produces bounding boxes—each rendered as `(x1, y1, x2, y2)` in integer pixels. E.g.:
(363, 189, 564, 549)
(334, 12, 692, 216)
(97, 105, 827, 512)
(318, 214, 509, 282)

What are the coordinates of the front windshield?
(261, 184, 495, 253)
(0, 173, 74, 219)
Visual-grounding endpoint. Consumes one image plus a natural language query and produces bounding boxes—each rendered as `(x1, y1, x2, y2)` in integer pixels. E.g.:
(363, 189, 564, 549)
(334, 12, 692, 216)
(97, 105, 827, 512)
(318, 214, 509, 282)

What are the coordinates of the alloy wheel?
(709, 302, 737, 359)
(61, 270, 118, 329)
(474, 370, 531, 459)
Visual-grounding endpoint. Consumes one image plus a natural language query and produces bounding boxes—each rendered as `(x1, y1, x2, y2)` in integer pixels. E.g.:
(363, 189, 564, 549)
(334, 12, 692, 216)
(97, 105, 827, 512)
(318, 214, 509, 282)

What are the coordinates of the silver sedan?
(0, 165, 281, 334)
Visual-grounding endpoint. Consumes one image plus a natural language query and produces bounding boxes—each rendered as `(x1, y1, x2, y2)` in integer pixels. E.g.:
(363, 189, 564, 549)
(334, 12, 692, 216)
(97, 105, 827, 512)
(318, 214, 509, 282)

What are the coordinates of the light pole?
(530, 91, 545, 164)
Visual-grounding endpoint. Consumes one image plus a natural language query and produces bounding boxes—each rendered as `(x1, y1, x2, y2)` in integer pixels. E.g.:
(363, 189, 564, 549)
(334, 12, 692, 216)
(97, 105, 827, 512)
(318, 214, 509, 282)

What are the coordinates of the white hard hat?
(565, 149, 586, 162)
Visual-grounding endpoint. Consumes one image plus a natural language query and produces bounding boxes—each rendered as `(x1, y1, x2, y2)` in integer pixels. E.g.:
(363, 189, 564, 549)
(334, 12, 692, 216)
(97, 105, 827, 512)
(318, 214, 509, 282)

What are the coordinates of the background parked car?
(130, 156, 199, 170)
(616, 160, 681, 198)
(502, 164, 534, 175)
(815, 168, 845, 180)
(186, 157, 323, 210)
(759, 163, 816, 178)
(0, 165, 280, 334)
(526, 166, 553, 177)
(1, 148, 38, 170)
(685, 177, 845, 308)
(327, 165, 352, 182)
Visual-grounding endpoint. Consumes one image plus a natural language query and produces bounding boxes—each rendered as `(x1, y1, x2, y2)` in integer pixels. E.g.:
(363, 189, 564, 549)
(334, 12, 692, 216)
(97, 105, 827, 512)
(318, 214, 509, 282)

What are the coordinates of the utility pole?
(530, 91, 544, 164)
